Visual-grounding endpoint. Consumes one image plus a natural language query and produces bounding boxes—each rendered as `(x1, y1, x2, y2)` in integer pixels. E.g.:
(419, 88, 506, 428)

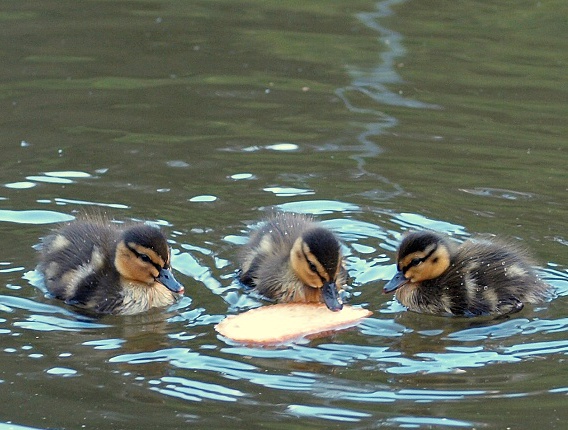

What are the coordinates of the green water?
(0, 0, 567, 429)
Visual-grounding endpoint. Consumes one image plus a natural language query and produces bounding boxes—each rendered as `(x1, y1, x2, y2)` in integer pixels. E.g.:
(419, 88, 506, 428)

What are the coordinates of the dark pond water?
(1, 0, 567, 429)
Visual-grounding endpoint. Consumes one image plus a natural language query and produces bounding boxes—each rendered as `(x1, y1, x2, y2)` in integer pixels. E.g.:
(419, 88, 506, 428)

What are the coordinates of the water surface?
(1, 0, 567, 429)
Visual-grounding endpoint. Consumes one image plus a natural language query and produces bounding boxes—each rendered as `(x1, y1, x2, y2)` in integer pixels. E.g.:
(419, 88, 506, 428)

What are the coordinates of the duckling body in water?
(238, 213, 346, 311)
(39, 217, 184, 315)
(384, 231, 551, 317)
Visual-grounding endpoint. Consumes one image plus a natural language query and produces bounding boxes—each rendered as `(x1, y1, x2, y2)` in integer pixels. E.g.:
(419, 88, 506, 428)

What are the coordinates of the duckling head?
(114, 225, 184, 295)
(290, 227, 343, 312)
(384, 231, 451, 294)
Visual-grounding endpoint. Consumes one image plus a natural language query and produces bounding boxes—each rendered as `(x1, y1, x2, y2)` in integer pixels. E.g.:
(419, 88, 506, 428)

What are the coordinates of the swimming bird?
(38, 216, 184, 315)
(238, 212, 346, 311)
(384, 230, 551, 317)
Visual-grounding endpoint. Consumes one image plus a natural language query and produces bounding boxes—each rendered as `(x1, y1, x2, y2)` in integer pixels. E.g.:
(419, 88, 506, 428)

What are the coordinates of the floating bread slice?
(215, 303, 372, 345)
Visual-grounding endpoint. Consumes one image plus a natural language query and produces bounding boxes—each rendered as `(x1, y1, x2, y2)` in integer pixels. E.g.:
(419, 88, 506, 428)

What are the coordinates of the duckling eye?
(139, 254, 152, 263)
(410, 258, 422, 267)
(308, 261, 318, 273)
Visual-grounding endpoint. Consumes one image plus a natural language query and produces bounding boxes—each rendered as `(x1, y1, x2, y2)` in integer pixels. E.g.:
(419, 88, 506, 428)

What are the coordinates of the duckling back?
(39, 221, 123, 313)
(442, 239, 550, 316)
(39, 219, 183, 315)
(385, 231, 551, 317)
(239, 213, 317, 286)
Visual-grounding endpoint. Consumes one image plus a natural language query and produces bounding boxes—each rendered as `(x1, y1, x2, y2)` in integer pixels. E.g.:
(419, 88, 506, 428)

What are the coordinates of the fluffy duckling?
(38, 217, 184, 315)
(384, 230, 551, 317)
(238, 213, 346, 311)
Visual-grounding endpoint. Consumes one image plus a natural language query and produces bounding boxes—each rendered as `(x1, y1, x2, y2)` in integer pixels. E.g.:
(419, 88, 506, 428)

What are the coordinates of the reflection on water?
(285, 404, 372, 422)
(1, 0, 567, 428)
(3, 176, 566, 427)
(7, 194, 568, 424)
(0, 210, 74, 225)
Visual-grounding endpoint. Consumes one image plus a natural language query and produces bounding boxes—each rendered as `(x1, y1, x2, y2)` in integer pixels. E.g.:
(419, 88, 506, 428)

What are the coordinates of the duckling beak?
(322, 281, 343, 312)
(156, 268, 184, 294)
(383, 271, 407, 294)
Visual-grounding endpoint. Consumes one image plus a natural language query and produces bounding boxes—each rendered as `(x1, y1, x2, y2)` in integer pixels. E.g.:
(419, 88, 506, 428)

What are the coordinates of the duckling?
(384, 230, 551, 317)
(38, 216, 184, 315)
(238, 212, 346, 311)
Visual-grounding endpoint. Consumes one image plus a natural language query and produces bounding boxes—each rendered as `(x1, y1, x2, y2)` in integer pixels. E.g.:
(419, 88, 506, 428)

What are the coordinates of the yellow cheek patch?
(115, 241, 157, 284)
(399, 243, 437, 271)
(399, 245, 451, 282)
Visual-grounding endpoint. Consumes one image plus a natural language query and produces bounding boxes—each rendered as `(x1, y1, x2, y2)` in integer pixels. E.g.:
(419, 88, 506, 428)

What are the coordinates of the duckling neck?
(395, 282, 421, 309)
(395, 280, 454, 315)
(119, 281, 177, 315)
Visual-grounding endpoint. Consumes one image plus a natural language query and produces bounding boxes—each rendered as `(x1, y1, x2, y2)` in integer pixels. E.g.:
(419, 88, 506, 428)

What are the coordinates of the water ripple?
(388, 416, 476, 428)
(448, 317, 568, 342)
(0, 294, 79, 317)
(391, 212, 468, 236)
(53, 197, 129, 209)
(285, 404, 371, 422)
(14, 314, 107, 332)
(263, 186, 314, 197)
(379, 352, 512, 375)
(83, 338, 125, 350)
(460, 187, 535, 200)
(0, 209, 74, 224)
(110, 348, 255, 372)
(276, 200, 360, 215)
(503, 340, 568, 357)
(110, 347, 322, 392)
(150, 375, 245, 402)
(336, 387, 487, 403)
(172, 250, 224, 296)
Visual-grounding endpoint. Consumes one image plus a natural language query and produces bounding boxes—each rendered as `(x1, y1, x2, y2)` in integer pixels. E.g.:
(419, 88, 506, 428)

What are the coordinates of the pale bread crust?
(215, 303, 372, 345)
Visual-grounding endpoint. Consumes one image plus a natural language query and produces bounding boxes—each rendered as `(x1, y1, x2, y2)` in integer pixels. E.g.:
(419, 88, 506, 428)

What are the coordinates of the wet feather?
(238, 212, 347, 310)
(38, 215, 183, 315)
(384, 231, 551, 317)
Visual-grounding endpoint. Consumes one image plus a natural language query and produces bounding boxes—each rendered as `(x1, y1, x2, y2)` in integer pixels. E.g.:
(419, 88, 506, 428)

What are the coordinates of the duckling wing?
(39, 222, 122, 308)
(238, 215, 310, 289)
(450, 240, 549, 315)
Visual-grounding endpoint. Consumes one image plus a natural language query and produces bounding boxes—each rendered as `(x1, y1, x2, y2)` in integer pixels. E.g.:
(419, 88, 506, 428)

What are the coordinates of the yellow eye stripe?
(301, 242, 330, 282)
(126, 242, 166, 269)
